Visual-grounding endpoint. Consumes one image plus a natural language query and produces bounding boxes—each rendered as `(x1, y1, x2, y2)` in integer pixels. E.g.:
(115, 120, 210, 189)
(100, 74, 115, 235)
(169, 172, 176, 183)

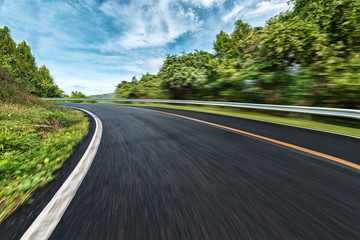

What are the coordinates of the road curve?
(3, 103, 360, 239)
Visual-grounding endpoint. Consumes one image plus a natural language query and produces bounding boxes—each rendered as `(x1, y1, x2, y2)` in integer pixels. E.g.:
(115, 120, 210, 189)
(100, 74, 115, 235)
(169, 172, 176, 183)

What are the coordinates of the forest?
(0, 26, 62, 98)
(115, 0, 360, 108)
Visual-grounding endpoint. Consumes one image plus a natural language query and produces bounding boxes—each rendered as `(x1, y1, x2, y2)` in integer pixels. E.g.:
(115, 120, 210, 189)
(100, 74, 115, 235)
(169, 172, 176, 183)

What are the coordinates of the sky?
(0, 0, 291, 95)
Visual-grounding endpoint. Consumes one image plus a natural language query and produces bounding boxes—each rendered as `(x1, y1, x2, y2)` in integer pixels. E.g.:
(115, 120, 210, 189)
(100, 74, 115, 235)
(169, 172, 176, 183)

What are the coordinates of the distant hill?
(90, 93, 116, 99)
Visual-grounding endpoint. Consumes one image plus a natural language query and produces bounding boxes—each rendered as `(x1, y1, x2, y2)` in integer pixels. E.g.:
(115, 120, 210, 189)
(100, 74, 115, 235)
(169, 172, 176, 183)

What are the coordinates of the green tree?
(158, 51, 213, 99)
(36, 66, 63, 97)
(0, 26, 17, 74)
(213, 30, 231, 59)
(115, 80, 138, 98)
(69, 91, 87, 98)
(137, 73, 165, 99)
(0, 26, 64, 98)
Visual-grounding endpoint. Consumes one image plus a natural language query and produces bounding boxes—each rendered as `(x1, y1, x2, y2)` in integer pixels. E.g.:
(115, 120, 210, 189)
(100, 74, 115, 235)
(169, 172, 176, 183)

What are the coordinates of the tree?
(14, 41, 38, 92)
(0, 26, 64, 98)
(131, 76, 138, 83)
(213, 30, 231, 59)
(158, 51, 213, 99)
(69, 91, 87, 98)
(0, 26, 17, 74)
(36, 66, 63, 97)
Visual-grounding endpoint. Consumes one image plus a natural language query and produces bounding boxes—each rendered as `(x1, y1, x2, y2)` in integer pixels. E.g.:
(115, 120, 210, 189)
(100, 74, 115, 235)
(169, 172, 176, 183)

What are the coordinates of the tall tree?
(0, 26, 63, 98)
(0, 26, 17, 74)
(213, 30, 231, 59)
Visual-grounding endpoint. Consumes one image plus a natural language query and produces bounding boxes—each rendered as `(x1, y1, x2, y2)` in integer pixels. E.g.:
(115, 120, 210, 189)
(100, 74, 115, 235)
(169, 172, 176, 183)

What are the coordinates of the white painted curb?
(21, 107, 103, 240)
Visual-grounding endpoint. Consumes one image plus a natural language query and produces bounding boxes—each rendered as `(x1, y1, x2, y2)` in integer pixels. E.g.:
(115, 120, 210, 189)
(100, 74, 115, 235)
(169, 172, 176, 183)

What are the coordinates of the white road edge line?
(21, 107, 103, 240)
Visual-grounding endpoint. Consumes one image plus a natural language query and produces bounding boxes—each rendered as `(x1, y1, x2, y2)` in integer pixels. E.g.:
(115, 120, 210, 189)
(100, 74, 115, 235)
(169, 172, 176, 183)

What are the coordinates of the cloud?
(142, 58, 164, 74)
(71, 84, 87, 90)
(100, 0, 203, 50)
(182, 0, 224, 8)
(248, 0, 289, 16)
(222, 5, 245, 22)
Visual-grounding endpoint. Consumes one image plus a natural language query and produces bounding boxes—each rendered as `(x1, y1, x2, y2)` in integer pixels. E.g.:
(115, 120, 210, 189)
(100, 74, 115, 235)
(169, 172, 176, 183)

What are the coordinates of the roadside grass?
(105, 102, 360, 138)
(0, 76, 89, 222)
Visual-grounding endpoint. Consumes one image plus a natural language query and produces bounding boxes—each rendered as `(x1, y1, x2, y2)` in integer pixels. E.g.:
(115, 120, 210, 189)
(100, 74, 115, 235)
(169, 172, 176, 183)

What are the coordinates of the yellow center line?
(128, 106, 360, 171)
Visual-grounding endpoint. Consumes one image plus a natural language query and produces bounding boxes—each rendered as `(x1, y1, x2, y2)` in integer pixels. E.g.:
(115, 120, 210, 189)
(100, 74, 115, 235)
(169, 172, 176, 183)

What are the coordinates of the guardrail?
(43, 98, 360, 119)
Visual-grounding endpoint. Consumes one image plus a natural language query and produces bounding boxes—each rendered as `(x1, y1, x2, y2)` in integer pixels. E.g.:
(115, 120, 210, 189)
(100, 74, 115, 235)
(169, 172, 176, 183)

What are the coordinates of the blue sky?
(0, 0, 291, 95)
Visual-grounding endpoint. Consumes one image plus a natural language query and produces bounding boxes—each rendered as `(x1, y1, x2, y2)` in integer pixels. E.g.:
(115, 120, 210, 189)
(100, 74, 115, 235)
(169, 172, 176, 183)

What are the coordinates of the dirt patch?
(51, 117, 62, 130)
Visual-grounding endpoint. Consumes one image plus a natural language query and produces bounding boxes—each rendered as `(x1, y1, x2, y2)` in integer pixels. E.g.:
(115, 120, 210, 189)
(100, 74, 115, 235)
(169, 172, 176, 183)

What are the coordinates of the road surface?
(1, 103, 360, 239)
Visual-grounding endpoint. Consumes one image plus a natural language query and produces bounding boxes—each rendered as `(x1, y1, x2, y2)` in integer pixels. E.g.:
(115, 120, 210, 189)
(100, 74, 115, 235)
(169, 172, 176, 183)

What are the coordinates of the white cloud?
(142, 58, 164, 74)
(70, 84, 87, 90)
(182, 0, 224, 8)
(248, 0, 288, 16)
(100, 0, 203, 50)
(222, 5, 245, 22)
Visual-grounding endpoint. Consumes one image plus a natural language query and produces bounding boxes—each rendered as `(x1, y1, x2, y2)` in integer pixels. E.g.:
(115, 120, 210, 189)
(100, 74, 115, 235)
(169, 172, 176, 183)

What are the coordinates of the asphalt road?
(2, 103, 360, 239)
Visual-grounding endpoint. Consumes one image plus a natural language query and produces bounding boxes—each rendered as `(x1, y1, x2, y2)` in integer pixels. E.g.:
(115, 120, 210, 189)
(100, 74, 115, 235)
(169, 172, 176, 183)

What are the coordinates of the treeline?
(0, 26, 62, 98)
(116, 0, 360, 108)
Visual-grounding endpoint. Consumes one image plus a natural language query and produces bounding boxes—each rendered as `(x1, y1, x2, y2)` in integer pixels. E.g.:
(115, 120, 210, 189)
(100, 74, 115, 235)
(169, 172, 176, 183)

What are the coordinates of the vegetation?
(0, 29, 88, 222)
(115, 0, 360, 109)
(116, 74, 165, 99)
(0, 26, 63, 98)
(67, 91, 88, 98)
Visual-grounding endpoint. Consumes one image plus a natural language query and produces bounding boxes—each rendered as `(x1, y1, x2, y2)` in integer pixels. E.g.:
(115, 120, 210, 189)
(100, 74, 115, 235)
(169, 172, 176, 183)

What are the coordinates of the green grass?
(109, 102, 360, 138)
(0, 75, 89, 222)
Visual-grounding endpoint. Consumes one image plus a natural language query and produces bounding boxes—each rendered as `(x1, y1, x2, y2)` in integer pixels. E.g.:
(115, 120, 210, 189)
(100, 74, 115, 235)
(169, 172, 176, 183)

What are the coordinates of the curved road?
(2, 103, 360, 239)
